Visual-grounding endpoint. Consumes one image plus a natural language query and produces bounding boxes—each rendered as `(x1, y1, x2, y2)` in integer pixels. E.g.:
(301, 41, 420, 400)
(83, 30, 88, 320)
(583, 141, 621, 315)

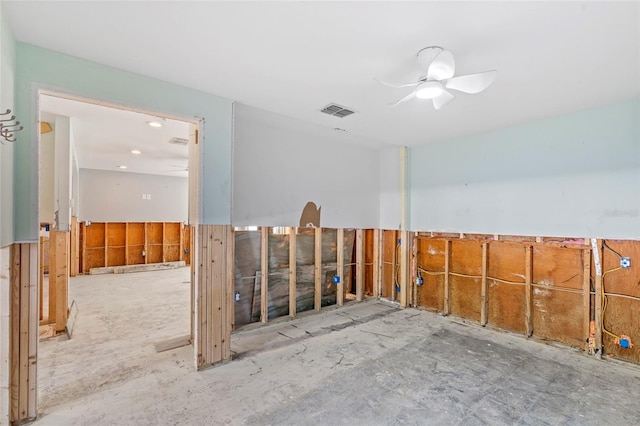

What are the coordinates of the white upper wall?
(233, 104, 381, 228)
(410, 98, 640, 239)
(78, 168, 187, 223)
(379, 146, 401, 230)
(0, 5, 14, 247)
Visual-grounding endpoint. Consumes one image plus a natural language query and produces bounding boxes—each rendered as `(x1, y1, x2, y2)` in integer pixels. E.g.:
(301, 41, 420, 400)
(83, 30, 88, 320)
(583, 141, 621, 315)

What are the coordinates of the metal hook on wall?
(0, 108, 24, 145)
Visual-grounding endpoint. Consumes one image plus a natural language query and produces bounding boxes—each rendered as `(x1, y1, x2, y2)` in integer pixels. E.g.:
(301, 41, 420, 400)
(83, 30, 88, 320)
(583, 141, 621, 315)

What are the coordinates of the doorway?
(36, 92, 199, 413)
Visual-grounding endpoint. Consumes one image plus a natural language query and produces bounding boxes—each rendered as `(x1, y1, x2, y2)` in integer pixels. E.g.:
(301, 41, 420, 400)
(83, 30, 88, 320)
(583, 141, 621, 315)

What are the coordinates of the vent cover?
(320, 103, 355, 118)
(169, 137, 189, 146)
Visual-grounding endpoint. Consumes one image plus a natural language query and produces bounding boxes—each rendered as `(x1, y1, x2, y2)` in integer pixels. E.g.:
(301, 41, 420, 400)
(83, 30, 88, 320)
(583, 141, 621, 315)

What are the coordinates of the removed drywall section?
(14, 43, 233, 242)
(410, 98, 640, 239)
(233, 104, 380, 228)
(79, 168, 187, 223)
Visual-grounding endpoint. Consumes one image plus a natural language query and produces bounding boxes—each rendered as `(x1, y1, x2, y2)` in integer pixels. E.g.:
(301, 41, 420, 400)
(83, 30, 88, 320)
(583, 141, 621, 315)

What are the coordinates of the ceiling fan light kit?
(378, 46, 497, 110)
(415, 81, 445, 99)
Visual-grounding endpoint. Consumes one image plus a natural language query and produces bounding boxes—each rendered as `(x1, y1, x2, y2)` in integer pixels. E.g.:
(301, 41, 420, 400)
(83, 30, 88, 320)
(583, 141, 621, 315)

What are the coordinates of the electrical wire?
(603, 241, 623, 259)
(601, 266, 624, 342)
(417, 267, 525, 286)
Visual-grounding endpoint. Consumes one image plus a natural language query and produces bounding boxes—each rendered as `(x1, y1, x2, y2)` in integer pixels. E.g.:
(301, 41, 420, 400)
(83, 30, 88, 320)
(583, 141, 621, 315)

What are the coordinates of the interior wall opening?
(36, 91, 197, 413)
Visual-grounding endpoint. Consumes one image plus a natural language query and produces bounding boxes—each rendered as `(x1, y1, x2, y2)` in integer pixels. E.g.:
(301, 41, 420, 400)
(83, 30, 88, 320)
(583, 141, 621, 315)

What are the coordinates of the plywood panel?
(416, 238, 446, 311)
(164, 222, 181, 244)
(106, 247, 125, 267)
(146, 223, 163, 244)
(85, 223, 105, 248)
(600, 240, 640, 363)
(164, 245, 181, 262)
(268, 233, 290, 318)
(364, 229, 374, 297)
(127, 245, 145, 266)
(106, 223, 126, 247)
(488, 282, 526, 334)
(533, 245, 583, 290)
(532, 289, 584, 348)
(531, 243, 585, 348)
(382, 230, 397, 299)
(84, 248, 105, 270)
(234, 231, 261, 326)
(147, 245, 163, 264)
(487, 243, 526, 333)
(127, 223, 145, 245)
(449, 239, 482, 321)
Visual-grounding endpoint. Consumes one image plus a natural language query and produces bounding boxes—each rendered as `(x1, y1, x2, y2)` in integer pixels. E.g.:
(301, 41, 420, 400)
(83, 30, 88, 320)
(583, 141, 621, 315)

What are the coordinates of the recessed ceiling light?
(118, 165, 127, 169)
(147, 121, 162, 128)
(131, 149, 142, 154)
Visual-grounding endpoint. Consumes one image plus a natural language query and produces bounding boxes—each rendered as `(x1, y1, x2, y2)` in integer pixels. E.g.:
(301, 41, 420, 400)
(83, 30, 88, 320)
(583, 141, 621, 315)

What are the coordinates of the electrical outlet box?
(621, 257, 631, 268)
(333, 275, 340, 284)
(234, 291, 240, 302)
(416, 276, 424, 286)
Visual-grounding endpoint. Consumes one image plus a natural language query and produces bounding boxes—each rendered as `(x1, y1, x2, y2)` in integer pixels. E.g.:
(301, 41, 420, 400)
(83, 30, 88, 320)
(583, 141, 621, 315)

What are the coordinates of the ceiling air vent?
(320, 103, 355, 118)
(169, 137, 189, 146)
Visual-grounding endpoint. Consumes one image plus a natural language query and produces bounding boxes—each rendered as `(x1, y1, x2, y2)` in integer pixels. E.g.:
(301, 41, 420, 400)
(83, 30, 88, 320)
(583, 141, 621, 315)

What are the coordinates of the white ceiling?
(40, 95, 190, 177)
(5, 2, 640, 148)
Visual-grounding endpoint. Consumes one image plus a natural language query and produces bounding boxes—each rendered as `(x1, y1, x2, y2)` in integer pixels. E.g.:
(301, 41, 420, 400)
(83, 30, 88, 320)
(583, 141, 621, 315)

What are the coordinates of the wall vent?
(169, 137, 189, 146)
(320, 103, 355, 118)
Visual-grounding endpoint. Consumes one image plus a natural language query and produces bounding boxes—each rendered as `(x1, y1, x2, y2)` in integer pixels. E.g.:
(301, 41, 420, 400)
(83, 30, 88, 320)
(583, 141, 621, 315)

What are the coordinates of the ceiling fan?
(377, 46, 497, 110)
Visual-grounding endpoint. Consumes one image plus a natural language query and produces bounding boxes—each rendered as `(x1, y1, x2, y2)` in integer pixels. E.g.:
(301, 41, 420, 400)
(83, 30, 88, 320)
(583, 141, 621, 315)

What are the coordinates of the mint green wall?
(410, 98, 640, 239)
(14, 43, 233, 242)
(0, 7, 15, 247)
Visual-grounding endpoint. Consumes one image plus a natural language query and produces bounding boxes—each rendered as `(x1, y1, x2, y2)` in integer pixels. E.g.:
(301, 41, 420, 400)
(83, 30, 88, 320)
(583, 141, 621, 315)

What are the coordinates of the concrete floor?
(35, 269, 640, 425)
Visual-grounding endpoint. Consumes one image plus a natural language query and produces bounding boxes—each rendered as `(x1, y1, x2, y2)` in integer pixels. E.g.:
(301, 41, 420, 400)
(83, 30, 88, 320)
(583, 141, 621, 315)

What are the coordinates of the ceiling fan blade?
(389, 91, 416, 107)
(374, 78, 420, 89)
(444, 70, 497, 94)
(427, 50, 455, 81)
(432, 90, 455, 110)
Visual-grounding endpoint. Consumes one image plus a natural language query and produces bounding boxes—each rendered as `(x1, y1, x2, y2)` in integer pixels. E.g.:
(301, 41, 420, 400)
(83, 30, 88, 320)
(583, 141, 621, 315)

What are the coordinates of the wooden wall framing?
(196, 225, 233, 368)
(413, 233, 640, 363)
(80, 221, 189, 273)
(9, 243, 38, 424)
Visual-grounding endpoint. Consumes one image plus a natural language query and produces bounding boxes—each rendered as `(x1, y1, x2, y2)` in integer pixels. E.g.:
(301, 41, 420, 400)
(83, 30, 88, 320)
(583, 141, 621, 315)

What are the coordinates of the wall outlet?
(621, 257, 631, 268)
(235, 291, 240, 302)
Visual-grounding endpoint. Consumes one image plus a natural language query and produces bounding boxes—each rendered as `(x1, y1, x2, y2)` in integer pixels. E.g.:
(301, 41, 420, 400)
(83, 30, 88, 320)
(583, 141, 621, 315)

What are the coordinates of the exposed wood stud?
(70, 216, 79, 276)
(373, 229, 383, 298)
(399, 229, 410, 308)
(162, 223, 167, 263)
(104, 223, 109, 267)
(260, 227, 269, 323)
(38, 237, 44, 321)
(314, 227, 322, 311)
(582, 247, 591, 350)
(355, 229, 364, 302)
(81, 222, 87, 274)
(10, 246, 19, 422)
(391, 231, 398, 302)
(411, 232, 418, 307)
(481, 242, 489, 326)
(594, 239, 603, 351)
(289, 227, 297, 317)
(444, 240, 451, 315)
(337, 228, 344, 306)
(144, 223, 149, 265)
(226, 226, 235, 338)
(27, 244, 38, 419)
(524, 245, 533, 337)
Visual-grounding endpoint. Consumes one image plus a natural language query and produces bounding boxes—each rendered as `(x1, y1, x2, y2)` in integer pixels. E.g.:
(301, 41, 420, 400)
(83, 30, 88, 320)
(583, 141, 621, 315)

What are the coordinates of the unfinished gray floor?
(36, 270, 640, 425)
